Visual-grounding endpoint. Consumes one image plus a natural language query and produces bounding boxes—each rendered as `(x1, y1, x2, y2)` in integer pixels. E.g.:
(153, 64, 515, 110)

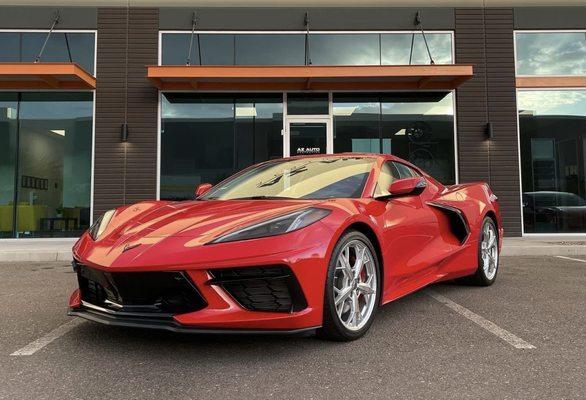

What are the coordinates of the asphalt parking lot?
(0, 256, 584, 400)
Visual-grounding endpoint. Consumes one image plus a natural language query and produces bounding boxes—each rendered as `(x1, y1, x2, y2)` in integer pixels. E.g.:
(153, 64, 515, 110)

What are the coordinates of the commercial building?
(0, 1, 585, 239)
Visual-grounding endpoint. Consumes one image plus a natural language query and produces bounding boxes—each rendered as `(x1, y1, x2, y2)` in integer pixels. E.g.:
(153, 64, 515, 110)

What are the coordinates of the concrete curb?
(0, 239, 76, 263)
(0, 251, 72, 263)
(501, 245, 586, 257)
(501, 237, 586, 257)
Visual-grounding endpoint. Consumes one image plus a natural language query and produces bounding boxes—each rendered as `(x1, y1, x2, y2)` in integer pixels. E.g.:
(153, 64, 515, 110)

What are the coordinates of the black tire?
(458, 217, 499, 286)
(317, 230, 381, 341)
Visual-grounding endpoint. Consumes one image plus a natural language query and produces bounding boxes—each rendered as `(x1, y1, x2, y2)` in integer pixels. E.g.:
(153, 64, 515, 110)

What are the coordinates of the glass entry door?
(285, 118, 332, 157)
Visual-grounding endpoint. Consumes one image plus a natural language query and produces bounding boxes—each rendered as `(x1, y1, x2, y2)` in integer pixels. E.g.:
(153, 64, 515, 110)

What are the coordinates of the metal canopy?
(0, 63, 96, 90)
(147, 65, 474, 91)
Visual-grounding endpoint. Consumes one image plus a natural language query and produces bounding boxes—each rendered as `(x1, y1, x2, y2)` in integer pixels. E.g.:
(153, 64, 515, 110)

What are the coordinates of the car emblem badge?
(123, 243, 141, 252)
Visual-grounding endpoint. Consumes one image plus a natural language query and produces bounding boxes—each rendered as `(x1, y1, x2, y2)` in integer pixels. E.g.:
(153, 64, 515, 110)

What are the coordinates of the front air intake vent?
(208, 265, 307, 313)
(77, 265, 207, 315)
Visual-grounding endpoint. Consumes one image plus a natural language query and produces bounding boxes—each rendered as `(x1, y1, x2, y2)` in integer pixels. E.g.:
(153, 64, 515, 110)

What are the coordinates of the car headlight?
(88, 209, 115, 241)
(208, 207, 331, 244)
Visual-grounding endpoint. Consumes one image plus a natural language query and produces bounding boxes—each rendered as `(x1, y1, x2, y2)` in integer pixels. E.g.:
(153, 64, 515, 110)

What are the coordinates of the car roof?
(525, 191, 578, 196)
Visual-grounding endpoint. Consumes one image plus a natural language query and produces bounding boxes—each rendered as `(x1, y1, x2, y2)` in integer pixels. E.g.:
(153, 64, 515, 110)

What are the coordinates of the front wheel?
(318, 231, 381, 341)
(461, 217, 499, 286)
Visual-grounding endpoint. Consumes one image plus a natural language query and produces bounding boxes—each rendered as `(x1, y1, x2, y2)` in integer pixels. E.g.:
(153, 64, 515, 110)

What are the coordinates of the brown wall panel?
(125, 8, 159, 205)
(455, 8, 490, 183)
(94, 8, 158, 219)
(94, 8, 126, 218)
(455, 8, 522, 236)
(485, 8, 522, 236)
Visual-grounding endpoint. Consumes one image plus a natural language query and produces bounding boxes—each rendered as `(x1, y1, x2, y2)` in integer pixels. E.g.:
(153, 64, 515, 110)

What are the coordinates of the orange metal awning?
(0, 62, 96, 90)
(516, 76, 586, 89)
(147, 65, 474, 91)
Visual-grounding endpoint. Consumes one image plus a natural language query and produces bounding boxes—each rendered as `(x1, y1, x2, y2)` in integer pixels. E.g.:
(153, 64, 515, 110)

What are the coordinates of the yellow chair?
(0, 205, 13, 233)
(16, 205, 47, 232)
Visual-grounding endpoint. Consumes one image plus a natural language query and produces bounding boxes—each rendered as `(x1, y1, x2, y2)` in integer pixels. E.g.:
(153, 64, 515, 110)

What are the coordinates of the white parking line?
(556, 256, 586, 263)
(426, 289, 536, 350)
(10, 319, 83, 356)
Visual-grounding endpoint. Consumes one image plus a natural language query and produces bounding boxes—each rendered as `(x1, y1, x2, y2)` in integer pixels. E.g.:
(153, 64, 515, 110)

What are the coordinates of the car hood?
(100, 199, 324, 243)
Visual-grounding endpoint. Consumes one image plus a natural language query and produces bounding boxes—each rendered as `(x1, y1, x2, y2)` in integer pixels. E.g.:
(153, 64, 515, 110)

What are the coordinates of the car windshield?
(202, 157, 375, 200)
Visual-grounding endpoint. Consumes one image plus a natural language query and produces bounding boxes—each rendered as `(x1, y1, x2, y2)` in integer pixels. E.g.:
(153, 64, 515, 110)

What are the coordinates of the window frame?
(392, 161, 421, 179)
(513, 30, 586, 78)
(0, 28, 97, 241)
(158, 30, 455, 67)
(515, 87, 586, 236)
(514, 30, 586, 236)
(0, 29, 98, 77)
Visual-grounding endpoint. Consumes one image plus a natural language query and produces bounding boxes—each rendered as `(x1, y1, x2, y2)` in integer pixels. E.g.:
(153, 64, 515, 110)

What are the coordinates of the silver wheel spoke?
(487, 230, 496, 249)
(351, 291, 360, 327)
(335, 286, 352, 306)
(337, 258, 352, 280)
(354, 245, 367, 279)
(333, 239, 377, 331)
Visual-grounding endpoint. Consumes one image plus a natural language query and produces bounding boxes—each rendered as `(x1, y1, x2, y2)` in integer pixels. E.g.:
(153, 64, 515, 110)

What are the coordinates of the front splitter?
(68, 308, 319, 336)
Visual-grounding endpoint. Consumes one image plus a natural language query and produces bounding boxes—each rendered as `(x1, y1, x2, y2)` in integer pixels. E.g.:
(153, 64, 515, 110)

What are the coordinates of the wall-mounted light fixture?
(485, 122, 494, 140)
(121, 123, 129, 142)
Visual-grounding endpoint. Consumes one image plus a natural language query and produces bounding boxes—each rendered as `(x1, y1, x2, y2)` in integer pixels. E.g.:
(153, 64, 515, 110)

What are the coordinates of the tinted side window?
(392, 162, 419, 179)
(374, 161, 403, 197)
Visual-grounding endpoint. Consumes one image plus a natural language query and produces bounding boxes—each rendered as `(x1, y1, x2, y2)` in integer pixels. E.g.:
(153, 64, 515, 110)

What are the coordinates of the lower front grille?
(76, 264, 207, 315)
(209, 265, 307, 313)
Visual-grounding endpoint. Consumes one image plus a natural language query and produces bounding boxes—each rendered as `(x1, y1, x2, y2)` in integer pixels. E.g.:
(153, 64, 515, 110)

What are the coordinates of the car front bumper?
(68, 231, 332, 332)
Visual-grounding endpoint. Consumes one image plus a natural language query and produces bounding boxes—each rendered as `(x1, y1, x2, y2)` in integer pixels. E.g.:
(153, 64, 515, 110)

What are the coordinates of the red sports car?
(69, 154, 502, 341)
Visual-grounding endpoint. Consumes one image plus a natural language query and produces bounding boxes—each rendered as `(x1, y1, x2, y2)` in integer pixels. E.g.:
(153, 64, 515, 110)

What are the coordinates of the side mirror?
(388, 177, 427, 197)
(195, 183, 213, 198)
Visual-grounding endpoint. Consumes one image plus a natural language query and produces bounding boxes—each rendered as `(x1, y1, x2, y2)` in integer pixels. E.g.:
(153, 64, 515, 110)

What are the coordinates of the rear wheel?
(461, 217, 499, 286)
(318, 231, 381, 341)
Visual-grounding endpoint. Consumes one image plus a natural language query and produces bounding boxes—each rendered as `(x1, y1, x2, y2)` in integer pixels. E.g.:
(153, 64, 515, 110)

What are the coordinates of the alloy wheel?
(332, 240, 377, 331)
(481, 222, 498, 280)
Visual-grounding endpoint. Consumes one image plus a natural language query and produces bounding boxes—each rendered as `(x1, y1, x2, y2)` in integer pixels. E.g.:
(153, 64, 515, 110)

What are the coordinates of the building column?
(94, 7, 158, 219)
(455, 7, 522, 236)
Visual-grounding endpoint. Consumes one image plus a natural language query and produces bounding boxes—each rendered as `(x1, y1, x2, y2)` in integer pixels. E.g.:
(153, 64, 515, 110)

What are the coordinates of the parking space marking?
(10, 319, 83, 356)
(556, 256, 586, 263)
(426, 289, 536, 350)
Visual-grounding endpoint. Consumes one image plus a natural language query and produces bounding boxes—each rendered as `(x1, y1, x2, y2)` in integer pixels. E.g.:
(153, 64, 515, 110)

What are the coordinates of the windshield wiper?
(257, 163, 309, 188)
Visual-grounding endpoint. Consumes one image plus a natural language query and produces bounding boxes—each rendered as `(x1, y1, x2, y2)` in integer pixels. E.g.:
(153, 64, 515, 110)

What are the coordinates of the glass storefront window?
(17, 93, 93, 238)
(160, 32, 454, 67)
(161, 93, 283, 200)
(333, 95, 384, 153)
(0, 32, 19, 62)
(333, 92, 455, 184)
(0, 94, 18, 238)
(0, 32, 95, 75)
(287, 93, 329, 115)
(381, 33, 453, 65)
(518, 90, 586, 233)
(0, 92, 93, 238)
(309, 34, 380, 65)
(381, 92, 455, 184)
(235, 96, 284, 168)
(515, 32, 586, 76)
(161, 33, 234, 65)
(235, 34, 305, 65)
